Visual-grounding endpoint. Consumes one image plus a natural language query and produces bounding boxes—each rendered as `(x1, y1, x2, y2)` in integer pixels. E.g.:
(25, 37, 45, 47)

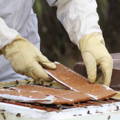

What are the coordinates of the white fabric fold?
(46, 0, 57, 6)
(0, 18, 19, 49)
(47, 0, 102, 46)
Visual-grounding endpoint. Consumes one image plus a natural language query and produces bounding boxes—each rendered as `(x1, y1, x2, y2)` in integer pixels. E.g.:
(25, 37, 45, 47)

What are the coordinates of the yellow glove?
(79, 33, 113, 86)
(111, 91, 120, 100)
(1, 36, 56, 81)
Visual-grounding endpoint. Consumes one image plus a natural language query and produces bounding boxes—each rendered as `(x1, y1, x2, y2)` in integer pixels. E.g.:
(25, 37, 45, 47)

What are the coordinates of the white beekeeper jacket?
(0, 0, 102, 81)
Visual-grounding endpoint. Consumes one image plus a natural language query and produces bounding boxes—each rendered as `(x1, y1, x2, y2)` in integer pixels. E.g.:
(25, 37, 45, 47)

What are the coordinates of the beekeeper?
(0, 0, 113, 86)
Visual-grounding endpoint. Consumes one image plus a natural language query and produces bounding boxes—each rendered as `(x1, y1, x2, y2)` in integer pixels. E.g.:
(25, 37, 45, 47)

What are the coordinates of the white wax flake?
(0, 94, 39, 102)
(62, 97, 73, 102)
(0, 94, 57, 104)
(31, 91, 39, 93)
(42, 95, 56, 101)
(40, 95, 57, 104)
(87, 94, 98, 100)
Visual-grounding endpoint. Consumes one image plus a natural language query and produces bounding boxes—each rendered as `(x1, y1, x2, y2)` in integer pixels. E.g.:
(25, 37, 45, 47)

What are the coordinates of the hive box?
(0, 62, 120, 120)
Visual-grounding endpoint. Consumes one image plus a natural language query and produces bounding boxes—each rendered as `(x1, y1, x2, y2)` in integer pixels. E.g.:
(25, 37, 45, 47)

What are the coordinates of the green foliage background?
(34, 0, 120, 67)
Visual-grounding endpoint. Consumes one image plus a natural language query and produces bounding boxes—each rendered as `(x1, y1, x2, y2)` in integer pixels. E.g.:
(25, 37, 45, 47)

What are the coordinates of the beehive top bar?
(0, 63, 116, 105)
(46, 62, 116, 100)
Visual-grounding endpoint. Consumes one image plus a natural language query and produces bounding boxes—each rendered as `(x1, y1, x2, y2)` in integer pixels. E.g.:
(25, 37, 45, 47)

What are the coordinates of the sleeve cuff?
(0, 18, 19, 49)
(56, 0, 102, 46)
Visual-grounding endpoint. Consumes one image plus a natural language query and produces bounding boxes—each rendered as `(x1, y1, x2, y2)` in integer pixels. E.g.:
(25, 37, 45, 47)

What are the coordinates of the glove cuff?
(78, 32, 105, 52)
(1, 36, 27, 56)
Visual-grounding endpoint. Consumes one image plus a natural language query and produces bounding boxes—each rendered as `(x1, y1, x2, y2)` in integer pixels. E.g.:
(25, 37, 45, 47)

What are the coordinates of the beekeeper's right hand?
(1, 36, 56, 81)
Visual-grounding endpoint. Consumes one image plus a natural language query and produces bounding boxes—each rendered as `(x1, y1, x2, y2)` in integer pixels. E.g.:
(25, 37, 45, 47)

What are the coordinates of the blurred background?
(34, 0, 120, 67)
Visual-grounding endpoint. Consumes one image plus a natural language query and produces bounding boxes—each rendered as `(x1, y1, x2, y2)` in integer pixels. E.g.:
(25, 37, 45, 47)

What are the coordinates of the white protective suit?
(0, 0, 101, 81)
